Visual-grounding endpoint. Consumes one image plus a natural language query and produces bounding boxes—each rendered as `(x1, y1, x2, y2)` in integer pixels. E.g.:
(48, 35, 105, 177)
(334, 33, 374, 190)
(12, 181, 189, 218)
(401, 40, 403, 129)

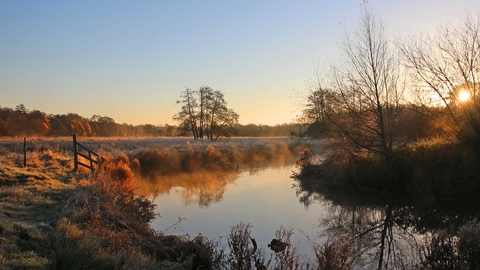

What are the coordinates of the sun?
(458, 91, 470, 102)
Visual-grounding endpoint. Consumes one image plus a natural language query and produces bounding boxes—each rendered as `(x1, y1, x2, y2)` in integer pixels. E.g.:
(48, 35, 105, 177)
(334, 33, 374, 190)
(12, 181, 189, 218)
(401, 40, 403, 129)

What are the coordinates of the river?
(144, 158, 480, 268)
(149, 163, 325, 260)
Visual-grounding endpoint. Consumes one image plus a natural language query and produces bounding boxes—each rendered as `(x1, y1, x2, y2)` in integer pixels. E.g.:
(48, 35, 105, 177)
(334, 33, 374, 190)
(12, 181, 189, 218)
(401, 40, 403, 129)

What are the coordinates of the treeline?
(237, 123, 299, 137)
(0, 104, 296, 137)
(0, 104, 177, 137)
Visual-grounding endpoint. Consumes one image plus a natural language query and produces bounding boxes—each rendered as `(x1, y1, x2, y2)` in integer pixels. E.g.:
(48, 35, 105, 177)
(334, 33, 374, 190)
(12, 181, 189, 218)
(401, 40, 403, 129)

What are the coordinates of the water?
(143, 161, 480, 268)
(149, 164, 328, 258)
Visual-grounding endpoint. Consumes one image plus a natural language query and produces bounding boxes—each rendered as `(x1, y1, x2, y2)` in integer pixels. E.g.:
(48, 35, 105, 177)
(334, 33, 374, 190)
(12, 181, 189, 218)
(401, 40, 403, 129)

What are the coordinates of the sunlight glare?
(459, 91, 470, 103)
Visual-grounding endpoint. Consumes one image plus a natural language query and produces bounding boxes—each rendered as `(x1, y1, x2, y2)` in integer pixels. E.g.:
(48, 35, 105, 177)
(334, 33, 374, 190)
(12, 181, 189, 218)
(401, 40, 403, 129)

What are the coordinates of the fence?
(73, 134, 102, 173)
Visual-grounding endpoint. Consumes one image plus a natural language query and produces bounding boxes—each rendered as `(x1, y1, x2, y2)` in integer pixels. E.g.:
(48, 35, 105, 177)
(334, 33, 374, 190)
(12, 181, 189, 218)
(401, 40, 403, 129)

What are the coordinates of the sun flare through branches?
(458, 91, 470, 103)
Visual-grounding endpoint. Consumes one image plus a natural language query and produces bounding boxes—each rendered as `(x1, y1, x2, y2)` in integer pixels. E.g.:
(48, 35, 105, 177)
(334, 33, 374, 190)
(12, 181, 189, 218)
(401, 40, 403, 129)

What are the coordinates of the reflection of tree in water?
(135, 171, 239, 206)
(294, 178, 480, 269)
(321, 204, 420, 269)
(135, 156, 297, 206)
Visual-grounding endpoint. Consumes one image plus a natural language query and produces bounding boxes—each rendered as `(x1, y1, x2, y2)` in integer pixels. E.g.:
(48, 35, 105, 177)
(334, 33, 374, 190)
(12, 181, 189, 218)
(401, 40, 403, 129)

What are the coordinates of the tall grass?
(48, 218, 116, 270)
(133, 139, 303, 179)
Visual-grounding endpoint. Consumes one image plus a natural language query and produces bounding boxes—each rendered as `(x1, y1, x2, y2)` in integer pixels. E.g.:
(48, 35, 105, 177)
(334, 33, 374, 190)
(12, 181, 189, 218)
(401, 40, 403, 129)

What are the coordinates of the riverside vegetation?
(1, 137, 339, 270)
(3, 136, 480, 269)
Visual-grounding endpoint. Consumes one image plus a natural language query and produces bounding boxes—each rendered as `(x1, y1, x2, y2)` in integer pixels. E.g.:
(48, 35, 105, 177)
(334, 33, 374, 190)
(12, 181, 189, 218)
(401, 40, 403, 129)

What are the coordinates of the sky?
(1, 1, 479, 126)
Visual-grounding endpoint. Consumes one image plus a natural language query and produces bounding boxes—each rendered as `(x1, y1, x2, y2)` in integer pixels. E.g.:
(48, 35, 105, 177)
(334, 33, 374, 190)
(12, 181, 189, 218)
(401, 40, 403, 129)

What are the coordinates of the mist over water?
(139, 156, 480, 267)
(147, 163, 327, 258)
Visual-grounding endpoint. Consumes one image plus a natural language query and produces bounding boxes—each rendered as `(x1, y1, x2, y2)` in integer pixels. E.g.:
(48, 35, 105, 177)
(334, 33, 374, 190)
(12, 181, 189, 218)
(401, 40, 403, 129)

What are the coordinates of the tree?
(174, 86, 239, 141)
(299, 89, 336, 138)
(28, 110, 50, 135)
(326, 7, 406, 164)
(15, 104, 28, 114)
(400, 12, 480, 151)
(174, 88, 199, 138)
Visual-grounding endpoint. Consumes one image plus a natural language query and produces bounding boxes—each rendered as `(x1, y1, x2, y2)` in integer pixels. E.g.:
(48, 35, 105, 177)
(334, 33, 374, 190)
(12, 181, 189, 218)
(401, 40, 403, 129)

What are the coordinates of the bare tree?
(400, 12, 480, 149)
(174, 88, 199, 139)
(327, 7, 406, 164)
(174, 86, 239, 140)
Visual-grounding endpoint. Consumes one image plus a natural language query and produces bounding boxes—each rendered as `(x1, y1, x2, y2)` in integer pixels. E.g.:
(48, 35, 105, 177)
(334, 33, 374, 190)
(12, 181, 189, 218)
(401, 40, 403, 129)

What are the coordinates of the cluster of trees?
(0, 104, 177, 137)
(298, 6, 480, 163)
(173, 86, 239, 140)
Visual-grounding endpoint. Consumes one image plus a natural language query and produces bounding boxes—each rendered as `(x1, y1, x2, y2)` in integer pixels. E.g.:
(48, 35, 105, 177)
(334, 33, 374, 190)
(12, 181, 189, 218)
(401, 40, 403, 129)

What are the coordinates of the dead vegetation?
(0, 137, 326, 269)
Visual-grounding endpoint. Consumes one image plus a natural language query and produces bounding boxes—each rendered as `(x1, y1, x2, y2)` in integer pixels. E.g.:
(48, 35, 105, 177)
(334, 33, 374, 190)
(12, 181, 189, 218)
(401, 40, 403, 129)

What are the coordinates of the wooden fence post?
(72, 134, 100, 173)
(88, 151, 94, 173)
(23, 137, 27, 168)
(73, 134, 78, 170)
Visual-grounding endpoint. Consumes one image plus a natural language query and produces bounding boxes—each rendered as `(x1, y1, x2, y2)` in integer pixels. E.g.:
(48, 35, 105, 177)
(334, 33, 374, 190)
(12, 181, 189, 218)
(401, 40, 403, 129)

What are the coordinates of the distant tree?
(164, 124, 177, 137)
(174, 86, 239, 141)
(48, 114, 69, 136)
(143, 124, 157, 137)
(299, 89, 336, 138)
(174, 88, 199, 138)
(28, 110, 50, 135)
(90, 115, 120, 136)
(15, 104, 28, 114)
(326, 7, 407, 165)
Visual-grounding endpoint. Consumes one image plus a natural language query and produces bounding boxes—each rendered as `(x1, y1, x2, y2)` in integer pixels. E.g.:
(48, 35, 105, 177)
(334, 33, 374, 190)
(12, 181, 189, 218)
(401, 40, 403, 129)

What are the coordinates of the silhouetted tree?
(174, 86, 239, 141)
(299, 89, 336, 138)
(15, 104, 28, 114)
(327, 7, 407, 164)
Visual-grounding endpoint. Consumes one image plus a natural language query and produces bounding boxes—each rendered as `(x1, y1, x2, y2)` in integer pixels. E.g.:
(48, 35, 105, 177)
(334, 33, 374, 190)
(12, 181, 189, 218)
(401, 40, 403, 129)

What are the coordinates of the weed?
(313, 230, 353, 270)
(269, 226, 304, 270)
(226, 222, 258, 269)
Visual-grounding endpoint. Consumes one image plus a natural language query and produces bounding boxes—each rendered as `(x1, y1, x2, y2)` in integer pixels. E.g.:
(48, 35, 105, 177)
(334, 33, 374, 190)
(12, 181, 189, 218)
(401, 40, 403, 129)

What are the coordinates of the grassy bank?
(0, 137, 325, 269)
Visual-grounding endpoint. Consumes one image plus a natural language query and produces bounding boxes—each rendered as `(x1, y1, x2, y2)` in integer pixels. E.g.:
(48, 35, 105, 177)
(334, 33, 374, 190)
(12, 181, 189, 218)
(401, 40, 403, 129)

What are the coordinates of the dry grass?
(0, 137, 328, 269)
(133, 138, 307, 178)
(0, 141, 77, 269)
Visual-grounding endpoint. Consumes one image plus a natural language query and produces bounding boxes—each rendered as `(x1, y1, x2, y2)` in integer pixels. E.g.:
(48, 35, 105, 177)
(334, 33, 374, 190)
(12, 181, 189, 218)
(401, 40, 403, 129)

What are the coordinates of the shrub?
(296, 148, 312, 168)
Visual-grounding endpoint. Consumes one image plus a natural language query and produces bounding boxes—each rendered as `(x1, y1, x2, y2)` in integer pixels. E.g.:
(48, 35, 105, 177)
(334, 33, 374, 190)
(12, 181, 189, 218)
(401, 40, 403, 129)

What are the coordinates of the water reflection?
(135, 156, 296, 207)
(320, 204, 419, 268)
(293, 177, 480, 269)
(135, 171, 239, 206)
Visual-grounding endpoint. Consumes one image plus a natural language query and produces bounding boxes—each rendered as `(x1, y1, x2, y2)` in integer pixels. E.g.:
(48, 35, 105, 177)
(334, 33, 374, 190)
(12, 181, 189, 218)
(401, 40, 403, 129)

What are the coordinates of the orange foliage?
(97, 154, 136, 194)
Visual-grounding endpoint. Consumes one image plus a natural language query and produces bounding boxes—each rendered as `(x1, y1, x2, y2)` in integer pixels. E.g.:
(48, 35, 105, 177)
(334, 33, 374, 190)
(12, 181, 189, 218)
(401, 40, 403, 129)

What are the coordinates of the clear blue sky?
(1, 0, 479, 125)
